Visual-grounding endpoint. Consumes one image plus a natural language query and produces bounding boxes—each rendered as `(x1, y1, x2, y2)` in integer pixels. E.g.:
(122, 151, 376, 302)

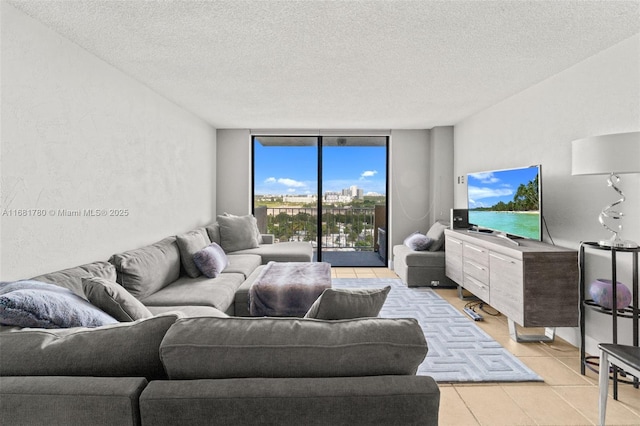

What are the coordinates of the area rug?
(332, 278, 543, 383)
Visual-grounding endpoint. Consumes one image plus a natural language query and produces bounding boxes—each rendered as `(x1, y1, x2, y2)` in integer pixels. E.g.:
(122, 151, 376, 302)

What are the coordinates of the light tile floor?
(332, 267, 640, 426)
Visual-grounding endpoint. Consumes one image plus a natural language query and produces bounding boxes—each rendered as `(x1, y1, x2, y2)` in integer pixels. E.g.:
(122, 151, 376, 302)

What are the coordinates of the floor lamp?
(571, 131, 640, 248)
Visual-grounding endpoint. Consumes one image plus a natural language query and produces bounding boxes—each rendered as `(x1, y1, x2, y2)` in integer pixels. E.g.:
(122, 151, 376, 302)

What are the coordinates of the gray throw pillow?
(426, 221, 449, 251)
(217, 214, 260, 253)
(82, 276, 153, 322)
(304, 286, 391, 320)
(176, 229, 211, 278)
(193, 243, 229, 278)
(0, 280, 118, 329)
(403, 232, 433, 251)
(205, 222, 221, 245)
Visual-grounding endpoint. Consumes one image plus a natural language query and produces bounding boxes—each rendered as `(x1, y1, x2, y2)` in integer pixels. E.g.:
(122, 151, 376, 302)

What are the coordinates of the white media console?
(444, 229, 579, 342)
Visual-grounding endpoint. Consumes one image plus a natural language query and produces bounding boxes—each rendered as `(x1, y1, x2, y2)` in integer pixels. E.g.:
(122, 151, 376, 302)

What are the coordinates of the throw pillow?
(223, 212, 263, 244)
(205, 222, 221, 245)
(0, 280, 117, 328)
(82, 276, 153, 322)
(304, 286, 391, 320)
(176, 229, 211, 278)
(193, 243, 229, 278)
(217, 214, 261, 253)
(426, 221, 449, 251)
(403, 232, 433, 251)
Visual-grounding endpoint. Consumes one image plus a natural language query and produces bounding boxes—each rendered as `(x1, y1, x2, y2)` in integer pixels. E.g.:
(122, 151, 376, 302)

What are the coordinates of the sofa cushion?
(404, 232, 433, 251)
(110, 237, 181, 299)
(139, 273, 245, 312)
(0, 280, 118, 329)
(217, 214, 260, 253)
(30, 261, 117, 298)
(160, 317, 428, 379)
(0, 313, 179, 380)
(304, 286, 391, 320)
(176, 228, 211, 278)
(193, 242, 228, 278)
(394, 245, 446, 268)
(231, 241, 313, 263)
(147, 305, 229, 318)
(82, 276, 153, 322)
(426, 221, 449, 251)
(222, 254, 262, 279)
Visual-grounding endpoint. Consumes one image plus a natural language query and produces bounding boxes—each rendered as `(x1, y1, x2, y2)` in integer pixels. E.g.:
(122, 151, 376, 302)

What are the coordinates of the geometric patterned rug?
(333, 278, 543, 383)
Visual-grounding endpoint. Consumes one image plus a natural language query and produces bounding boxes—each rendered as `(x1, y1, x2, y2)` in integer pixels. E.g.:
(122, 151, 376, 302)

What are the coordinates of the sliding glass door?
(253, 135, 387, 267)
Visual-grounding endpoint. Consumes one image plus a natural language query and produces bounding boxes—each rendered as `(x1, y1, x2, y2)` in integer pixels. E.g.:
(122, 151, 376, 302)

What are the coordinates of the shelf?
(583, 299, 638, 318)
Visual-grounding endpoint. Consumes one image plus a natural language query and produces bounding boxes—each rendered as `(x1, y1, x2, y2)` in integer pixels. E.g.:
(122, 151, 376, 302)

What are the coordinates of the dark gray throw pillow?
(403, 232, 433, 251)
(426, 221, 449, 251)
(304, 286, 391, 320)
(82, 276, 153, 322)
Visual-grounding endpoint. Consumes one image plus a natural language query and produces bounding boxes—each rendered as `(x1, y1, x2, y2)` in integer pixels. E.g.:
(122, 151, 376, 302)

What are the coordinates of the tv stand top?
(448, 229, 574, 257)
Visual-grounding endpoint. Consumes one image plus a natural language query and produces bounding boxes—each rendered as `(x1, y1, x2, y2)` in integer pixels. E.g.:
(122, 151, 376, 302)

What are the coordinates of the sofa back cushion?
(160, 317, 427, 379)
(110, 237, 181, 299)
(30, 261, 117, 298)
(0, 313, 179, 380)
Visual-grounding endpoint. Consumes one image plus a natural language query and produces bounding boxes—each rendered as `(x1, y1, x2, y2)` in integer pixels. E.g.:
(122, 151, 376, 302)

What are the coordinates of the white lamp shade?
(571, 131, 640, 176)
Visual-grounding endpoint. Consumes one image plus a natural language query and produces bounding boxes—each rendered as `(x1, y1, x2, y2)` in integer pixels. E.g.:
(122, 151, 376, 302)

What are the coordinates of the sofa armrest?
(260, 234, 275, 244)
(140, 376, 439, 426)
(0, 376, 147, 426)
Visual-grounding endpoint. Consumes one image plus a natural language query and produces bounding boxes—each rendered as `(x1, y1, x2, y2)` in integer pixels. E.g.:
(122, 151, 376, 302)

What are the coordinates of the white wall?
(216, 129, 251, 216)
(389, 130, 432, 250)
(454, 34, 640, 352)
(0, 4, 217, 280)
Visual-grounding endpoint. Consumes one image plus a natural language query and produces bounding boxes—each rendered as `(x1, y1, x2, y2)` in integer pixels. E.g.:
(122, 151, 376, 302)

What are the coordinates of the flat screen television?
(467, 165, 542, 241)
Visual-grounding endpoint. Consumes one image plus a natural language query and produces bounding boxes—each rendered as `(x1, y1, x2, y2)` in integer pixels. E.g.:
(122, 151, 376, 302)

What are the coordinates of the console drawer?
(463, 273, 490, 300)
(463, 242, 488, 267)
(463, 259, 489, 284)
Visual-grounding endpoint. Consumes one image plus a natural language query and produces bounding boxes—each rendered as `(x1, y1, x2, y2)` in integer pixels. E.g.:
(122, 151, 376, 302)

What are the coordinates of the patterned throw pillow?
(403, 232, 433, 251)
(193, 243, 229, 278)
(0, 280, 117, 328)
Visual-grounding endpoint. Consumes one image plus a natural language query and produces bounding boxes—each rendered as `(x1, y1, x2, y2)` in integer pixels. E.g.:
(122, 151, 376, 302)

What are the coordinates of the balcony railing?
(254, 206, 384, 252)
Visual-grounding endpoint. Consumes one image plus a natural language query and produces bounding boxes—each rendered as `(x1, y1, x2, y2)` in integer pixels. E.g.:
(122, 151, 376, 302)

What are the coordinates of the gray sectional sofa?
(0, 219, 441, 425)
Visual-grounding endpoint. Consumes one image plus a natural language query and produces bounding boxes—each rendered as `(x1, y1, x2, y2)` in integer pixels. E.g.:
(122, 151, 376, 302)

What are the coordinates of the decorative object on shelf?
(571, 131, 640, 248)
(589, 278, 632, 310)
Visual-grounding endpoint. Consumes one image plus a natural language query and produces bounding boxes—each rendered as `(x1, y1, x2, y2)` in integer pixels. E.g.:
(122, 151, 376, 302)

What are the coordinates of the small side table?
(579, 242, 639, 398)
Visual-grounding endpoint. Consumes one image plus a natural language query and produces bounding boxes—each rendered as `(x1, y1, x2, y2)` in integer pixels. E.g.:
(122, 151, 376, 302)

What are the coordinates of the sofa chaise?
(393, 220, 456, 288)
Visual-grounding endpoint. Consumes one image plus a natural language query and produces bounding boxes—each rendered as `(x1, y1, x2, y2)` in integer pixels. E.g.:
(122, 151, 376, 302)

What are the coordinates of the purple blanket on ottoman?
(249, 262, 332, 317)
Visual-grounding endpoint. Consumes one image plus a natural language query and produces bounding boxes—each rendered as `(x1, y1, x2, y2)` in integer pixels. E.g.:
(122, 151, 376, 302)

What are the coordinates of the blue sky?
(467, 166, 539, 208)
(254, 144, 387, 195)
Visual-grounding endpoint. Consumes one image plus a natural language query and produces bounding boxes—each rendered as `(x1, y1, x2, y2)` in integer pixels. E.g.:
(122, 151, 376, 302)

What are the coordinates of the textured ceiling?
(7, 0, 640, 129)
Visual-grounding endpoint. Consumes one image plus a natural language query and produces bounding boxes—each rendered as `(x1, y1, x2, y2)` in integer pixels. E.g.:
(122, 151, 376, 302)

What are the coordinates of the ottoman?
(249, 262, 332, 317)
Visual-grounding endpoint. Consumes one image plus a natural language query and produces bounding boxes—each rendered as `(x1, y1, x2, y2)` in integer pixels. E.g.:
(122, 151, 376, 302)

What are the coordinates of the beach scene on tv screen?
(467, 167, 540, 240)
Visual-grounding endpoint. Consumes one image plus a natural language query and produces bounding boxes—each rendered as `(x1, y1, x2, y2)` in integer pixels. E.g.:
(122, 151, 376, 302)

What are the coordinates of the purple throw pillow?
(403, 232, 433, 251)
(193, 243, 229, 278)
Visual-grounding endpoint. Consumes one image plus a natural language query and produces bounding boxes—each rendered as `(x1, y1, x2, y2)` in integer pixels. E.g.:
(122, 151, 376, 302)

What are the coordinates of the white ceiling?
(7, 0, 640, 129)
